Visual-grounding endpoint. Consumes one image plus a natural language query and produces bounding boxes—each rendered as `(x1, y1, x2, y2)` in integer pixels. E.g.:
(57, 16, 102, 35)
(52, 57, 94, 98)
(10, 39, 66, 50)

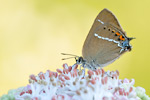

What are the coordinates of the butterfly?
(62, 8, 134, 70)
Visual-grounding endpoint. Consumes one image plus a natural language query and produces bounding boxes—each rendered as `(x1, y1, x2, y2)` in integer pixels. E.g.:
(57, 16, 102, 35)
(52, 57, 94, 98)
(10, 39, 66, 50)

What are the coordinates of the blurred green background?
(0, 0, 150, 96)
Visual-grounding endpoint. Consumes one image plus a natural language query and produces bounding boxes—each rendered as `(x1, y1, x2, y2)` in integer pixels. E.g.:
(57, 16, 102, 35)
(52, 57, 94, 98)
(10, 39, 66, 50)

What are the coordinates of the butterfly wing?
(82, 8, 128, 68)
(88, 8, 124, 35)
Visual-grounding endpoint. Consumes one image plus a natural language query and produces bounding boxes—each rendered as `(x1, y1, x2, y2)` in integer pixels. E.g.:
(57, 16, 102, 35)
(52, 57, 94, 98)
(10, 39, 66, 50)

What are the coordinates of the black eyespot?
(103, 26, 106, 29)
(122, 36, 124, 38)
(127, 46, 131, 49)
(118, 38, 120, 41)
(108, 28, 111, 31)
(126, 46, 132, 51)
(115, 34, 117, 36)
(112, 30, 115, 33)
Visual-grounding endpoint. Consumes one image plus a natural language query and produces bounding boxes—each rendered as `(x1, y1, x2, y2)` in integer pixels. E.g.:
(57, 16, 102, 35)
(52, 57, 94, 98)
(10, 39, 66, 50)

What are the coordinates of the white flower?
(0, 63, 149, 100)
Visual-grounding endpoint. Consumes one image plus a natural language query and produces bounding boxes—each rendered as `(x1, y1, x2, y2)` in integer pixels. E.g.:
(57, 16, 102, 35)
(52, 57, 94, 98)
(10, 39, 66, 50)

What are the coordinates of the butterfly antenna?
(61, 53, 78, 57)
(62, 57, 76, 60)
(128, 37, 136, 41)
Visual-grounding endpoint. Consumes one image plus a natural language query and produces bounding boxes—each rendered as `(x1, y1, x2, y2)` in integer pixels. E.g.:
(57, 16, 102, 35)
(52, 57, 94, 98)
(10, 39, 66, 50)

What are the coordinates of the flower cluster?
(0, 64, 150, 100)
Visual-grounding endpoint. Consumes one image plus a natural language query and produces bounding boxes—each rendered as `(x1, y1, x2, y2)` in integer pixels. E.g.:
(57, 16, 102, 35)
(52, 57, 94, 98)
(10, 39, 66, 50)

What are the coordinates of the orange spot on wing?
(119, 35, 125, 41)
(115, 32, 120, 36)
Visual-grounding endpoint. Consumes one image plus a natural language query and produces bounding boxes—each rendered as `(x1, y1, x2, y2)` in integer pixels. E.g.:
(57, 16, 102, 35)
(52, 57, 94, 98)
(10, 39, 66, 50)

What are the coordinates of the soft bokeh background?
(0, 0, 150, 96)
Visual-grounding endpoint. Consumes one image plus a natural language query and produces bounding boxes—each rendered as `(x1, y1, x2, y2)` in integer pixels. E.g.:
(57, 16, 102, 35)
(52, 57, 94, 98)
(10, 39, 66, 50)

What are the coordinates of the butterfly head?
(75, 56, 85, 64)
